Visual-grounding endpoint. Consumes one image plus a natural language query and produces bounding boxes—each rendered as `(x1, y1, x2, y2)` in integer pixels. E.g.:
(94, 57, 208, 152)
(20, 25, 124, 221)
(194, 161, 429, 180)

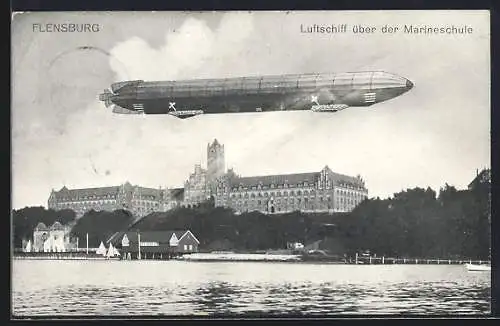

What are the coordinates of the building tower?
(207, 139, 225, 193)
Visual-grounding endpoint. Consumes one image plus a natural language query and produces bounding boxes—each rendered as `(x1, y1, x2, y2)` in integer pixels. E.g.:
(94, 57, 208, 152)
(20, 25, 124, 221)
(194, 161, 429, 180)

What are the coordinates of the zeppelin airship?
(98, 71, 413, 119)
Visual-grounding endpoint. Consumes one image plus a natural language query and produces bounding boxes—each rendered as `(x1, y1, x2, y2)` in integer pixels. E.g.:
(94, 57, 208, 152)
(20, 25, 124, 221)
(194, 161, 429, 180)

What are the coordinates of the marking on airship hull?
(169, 102, 177, 111)
(311, 95, 319, 105)
(364, 92, 376, 103)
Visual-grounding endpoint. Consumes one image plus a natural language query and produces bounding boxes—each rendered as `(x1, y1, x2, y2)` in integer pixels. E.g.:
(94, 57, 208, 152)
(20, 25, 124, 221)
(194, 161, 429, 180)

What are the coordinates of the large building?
(215, 166, 368, 214)
(47, 139, 368, 216)
(184, 139, 368, 214)
(48, 182, 171, 218)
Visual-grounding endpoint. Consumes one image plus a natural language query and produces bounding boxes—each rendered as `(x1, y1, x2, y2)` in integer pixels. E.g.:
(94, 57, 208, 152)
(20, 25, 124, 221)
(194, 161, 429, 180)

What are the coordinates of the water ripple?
(12, 261, 490, 316)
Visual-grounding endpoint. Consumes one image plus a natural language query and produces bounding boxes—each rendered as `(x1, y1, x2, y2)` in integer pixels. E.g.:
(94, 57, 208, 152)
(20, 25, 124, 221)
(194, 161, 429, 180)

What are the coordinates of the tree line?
(11, 181, 490, 259)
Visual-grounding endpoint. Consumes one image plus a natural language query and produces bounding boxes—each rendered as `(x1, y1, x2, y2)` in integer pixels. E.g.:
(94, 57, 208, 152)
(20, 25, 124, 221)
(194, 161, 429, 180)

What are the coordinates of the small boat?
(465, 263, 491, 272)
(96, 241, 107, 256)
(106, 243, 121, 260)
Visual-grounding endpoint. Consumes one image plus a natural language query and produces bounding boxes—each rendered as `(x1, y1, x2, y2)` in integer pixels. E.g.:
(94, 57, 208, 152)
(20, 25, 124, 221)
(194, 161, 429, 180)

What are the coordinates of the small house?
(117, 230, 200, 259)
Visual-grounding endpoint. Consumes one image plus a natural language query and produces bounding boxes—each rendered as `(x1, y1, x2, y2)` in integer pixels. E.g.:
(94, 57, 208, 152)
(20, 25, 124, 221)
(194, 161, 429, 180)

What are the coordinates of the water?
(12, 260, 491, 316)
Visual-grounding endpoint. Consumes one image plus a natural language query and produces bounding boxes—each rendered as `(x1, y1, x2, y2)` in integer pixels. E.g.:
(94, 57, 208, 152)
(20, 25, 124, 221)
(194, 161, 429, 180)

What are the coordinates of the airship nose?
(406, 79, 414, 90)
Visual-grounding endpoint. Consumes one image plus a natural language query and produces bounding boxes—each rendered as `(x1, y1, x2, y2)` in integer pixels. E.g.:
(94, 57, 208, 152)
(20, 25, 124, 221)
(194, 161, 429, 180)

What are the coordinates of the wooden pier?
(353, 253, 489, 265)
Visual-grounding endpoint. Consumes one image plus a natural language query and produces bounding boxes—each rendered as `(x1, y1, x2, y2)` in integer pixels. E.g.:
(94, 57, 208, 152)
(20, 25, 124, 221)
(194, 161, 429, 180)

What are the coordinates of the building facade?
(215, 165, 368, 215)
(48, 182, 170, 218)
(32, 221, 75, 252)
(468, 168, 491, 190)
(183, 164, 210, 207)
(183, 139, 226, 207)
(118, 230, 200, 259)
(182, 139, 368, 214)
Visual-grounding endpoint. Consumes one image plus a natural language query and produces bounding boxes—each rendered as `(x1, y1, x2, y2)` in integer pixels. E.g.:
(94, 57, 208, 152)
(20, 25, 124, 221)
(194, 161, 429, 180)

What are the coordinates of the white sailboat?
(106, 243, 120, 259)
(465, 263, 491, 272)
(24, 240, 32, 253)
(96, 241, 107, 256)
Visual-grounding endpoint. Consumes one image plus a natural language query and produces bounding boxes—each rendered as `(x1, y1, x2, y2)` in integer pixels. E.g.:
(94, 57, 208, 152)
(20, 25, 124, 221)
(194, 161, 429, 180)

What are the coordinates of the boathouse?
(116, 230, 200, 259)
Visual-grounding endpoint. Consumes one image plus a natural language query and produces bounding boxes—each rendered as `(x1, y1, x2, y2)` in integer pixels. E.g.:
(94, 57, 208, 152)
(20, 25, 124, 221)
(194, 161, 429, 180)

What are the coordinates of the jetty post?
(86, 233, 89, 255)
(382, 256, 385, 264)
(138, 232, 141, 260)
(355, 252, 358, 264)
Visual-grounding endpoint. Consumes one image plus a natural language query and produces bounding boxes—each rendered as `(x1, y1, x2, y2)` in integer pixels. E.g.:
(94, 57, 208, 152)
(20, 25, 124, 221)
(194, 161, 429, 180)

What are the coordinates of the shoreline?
(12, 252, 490, 265)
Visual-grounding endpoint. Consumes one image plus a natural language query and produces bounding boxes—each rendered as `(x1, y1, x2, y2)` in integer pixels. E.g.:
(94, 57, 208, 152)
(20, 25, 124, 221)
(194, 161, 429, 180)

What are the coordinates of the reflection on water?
(12, 260, 490, 316)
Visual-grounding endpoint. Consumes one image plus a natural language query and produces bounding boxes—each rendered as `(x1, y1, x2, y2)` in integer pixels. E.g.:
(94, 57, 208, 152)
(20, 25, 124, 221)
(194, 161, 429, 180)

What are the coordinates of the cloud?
(109, 13, 255, 81)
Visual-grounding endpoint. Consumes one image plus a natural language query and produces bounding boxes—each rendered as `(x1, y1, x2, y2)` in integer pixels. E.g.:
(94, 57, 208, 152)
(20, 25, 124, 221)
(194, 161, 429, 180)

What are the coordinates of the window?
(140, 241, 159, 247)
(184, 244, 188, 251)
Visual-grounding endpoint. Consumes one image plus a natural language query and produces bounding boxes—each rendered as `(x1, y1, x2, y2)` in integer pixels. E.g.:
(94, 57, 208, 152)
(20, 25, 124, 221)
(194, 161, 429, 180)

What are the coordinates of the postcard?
(11, 10, 491, 317)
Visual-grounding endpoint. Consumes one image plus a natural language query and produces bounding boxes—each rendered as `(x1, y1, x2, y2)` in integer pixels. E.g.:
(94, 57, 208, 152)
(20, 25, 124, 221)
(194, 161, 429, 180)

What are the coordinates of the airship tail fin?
(98, 89, 114, 108)
(111, 105, 142, 115)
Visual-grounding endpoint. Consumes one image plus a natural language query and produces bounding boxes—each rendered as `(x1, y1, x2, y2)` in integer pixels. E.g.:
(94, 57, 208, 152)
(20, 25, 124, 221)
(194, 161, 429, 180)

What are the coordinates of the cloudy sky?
(12, 11, 490, 209)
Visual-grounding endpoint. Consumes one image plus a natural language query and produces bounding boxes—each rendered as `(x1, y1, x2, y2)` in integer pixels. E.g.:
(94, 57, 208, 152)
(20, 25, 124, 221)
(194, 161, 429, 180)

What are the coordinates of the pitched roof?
(50, 221, 65, 231)
(35, 222, 48, 231)
(53, 186, 120, 200)
(179, 230, 200, 244)
(52, 183, 164, 201)
(229, 167, 364, 189)
(121, 230, 187, 243)
(233, 172, 319, 188)
(468, 168, 491, 188)
(169, 188, 185, 201)
(133, 187, 163, 199)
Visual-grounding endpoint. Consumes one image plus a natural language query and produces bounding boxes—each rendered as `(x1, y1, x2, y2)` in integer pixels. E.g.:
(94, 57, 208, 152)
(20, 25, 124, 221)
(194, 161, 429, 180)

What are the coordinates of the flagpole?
(86, 233, 89, 255)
